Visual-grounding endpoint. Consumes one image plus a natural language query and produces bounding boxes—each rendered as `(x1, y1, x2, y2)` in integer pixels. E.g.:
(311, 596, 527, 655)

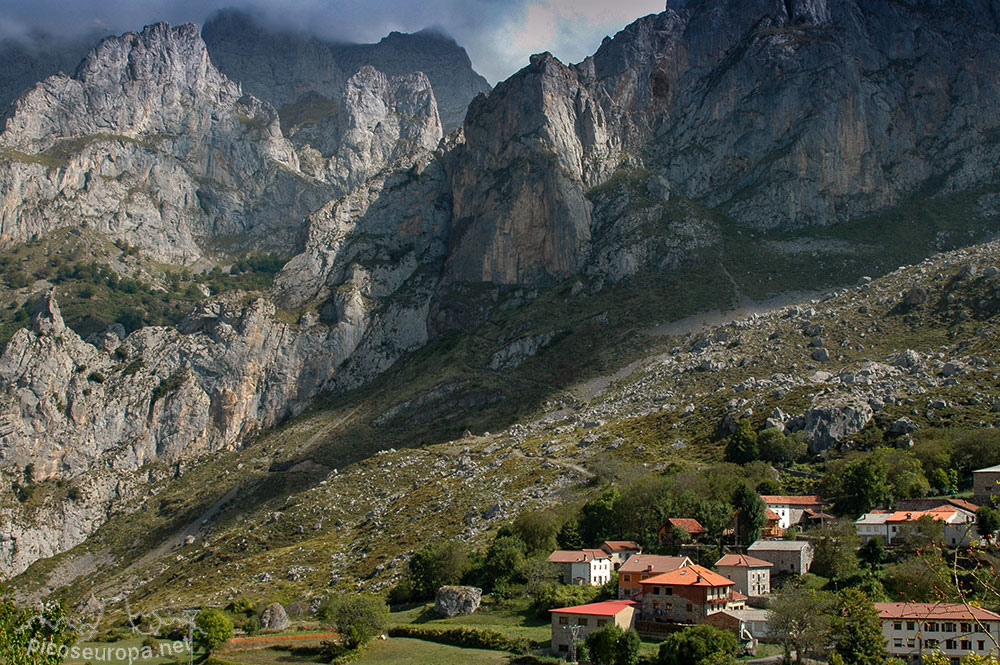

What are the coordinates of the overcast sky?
(0, 0, 667, 84)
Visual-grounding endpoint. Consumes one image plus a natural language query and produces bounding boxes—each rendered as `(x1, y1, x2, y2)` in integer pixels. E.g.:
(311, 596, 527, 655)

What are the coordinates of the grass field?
(389, 602, 551, 645)
(354, 638, 511, 665)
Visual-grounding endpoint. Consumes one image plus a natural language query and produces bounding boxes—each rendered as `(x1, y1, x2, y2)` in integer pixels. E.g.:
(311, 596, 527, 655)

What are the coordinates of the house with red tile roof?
(876, 602, 1000, 661)
(639, 564, 745, 624)
(760, 495, 827, 530)
(658, 518, 707, 545)
(715, 553, 772, 597)
(855, 506, 977, 547)
(547, 549, 613, 586)
(617, 554, 693, 599)
(549, 600, 639, 656)
(600, 540, 642, 569)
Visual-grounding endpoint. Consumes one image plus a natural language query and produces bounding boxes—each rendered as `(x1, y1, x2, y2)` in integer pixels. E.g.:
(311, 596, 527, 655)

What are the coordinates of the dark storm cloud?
(0, 0, 665, 84)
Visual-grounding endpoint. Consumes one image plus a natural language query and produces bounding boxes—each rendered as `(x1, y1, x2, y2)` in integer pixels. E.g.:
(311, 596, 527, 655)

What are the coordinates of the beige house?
(715, 553, 772, 597)
(974, 464, 1000, 504)
(746, 540, 813, 575)
(876, 602, 1000, 662)
(550, 600, 639, 656)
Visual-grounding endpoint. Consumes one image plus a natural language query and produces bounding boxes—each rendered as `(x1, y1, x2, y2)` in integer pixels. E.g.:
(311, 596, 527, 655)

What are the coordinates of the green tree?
(585, 623, 624, 665)
(407, 541, 470, 599)
(508, 510, 559, 555)
(758, 429, 807, 464)
(656, 625, 738, 665)
(882, 554, 951, 602)
(831, 452, 891, 517)
(768, 584, 833, 664)
(858, 537, 885, 569)
(194, 609, 233, 654)
(580, 488, 621, 545)
(810, 520, 861, 581)
(0, 598, 75, 665)
(615, 629, 641, 665)
(557, 519, 583, 550)
(733, 483, 767, 548)
(831, 589, 886, 665)
(482, 536, 527, 589)
(977, 506, 1000, 541)
(725, 421, 759, 464)
(317, 594, 389, 649)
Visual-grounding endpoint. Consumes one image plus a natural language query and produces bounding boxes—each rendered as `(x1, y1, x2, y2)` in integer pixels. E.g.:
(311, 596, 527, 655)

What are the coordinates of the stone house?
(638, 564, 745, 624)
(617, 554, 693, 599)
(974, 464, 1000, 505)
(714, 553, 772, 597)
(746, 540, 813, 575)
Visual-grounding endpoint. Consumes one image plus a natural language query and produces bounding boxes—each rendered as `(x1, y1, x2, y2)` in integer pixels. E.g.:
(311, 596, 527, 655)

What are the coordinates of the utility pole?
(183, 608, 198, 665)
(563, 624, 582, 665)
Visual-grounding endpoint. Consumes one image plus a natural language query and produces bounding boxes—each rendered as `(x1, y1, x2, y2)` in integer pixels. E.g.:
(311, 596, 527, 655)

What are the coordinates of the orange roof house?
(617, 554, 693, 599)
(638, 564, 744, 624)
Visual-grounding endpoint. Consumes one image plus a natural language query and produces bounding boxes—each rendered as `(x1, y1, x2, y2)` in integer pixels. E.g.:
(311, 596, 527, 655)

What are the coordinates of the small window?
(686, 603, 693, 612)
(945, 640, 956, 650)
(979, 641, 985, 651)
(894, 639, 903, 648)
(653, 587, 660, 595)
(961, 641, 970, 650)
(578, 618, 588, 626)
(907, 622, 915, 630)
(597, 619, 608, 627)
(558, 616, 568, 625)
(559, 644, 568, 653)
(665, 587, 673, 595)
(623, 574, 631, 582)
(894, 622, 902, 631)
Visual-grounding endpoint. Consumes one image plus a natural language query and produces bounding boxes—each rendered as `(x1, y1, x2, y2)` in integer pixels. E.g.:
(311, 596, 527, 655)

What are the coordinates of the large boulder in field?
(259, 602, 290, 631)
(434, 586, 482, 618)
(800, 393, 873, 452)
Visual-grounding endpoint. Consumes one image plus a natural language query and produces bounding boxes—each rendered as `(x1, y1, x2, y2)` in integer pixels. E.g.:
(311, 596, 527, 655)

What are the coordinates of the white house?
(855, 506, 977, 546)
(548, 549, 613, 586)
(760, 495, 827, 530)
(876, 602, 1000, 662)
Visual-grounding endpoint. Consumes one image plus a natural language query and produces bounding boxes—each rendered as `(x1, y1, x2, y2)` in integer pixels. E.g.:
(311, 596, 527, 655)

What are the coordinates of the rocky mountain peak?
(29, 291, 65, 337)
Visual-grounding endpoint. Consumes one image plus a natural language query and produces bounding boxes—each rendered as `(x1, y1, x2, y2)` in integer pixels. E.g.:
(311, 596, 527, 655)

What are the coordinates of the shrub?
(317, 594, 389, 649)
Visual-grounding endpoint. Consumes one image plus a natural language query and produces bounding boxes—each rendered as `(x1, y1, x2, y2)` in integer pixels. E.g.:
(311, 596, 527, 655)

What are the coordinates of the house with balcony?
(638, 564, 745, 625)
(617, 554, 693, 599)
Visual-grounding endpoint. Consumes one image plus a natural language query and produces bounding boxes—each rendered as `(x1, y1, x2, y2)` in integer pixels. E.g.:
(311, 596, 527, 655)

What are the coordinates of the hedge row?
(387, 625, 538, 654)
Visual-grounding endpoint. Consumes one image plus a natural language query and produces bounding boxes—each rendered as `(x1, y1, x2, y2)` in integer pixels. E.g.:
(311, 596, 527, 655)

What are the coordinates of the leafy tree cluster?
(583, 624, 640, 665)
(725, 421, 807, 466)
(656, 625, 738, 665)
(317, 594, 389, 650)
(0, 597, 75, 665)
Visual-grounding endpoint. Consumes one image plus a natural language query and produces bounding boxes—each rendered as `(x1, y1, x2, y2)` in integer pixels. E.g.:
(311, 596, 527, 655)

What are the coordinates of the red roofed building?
(760, 495, 827, 530)
(658, 518, 707, 545)
(876, 602, 1000, 661)
(715, 553, 773, 597)
(639, 564, 745, 624)
(547, 549, 612, 586)
(600, 540, 643, 569)
(617, 554, 693, 599)
(550, 600, 639, 656)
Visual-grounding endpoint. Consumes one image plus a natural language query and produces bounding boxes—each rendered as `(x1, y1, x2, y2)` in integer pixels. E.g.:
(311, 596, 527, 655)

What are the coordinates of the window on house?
(665, 603, 672, 611)
(961, 641, 970, 650)
(945, 640, 956, 650)
(979, 641, 985, 651)
(665, 587, 673, 595)
(597, 619, 608, 627)
(894, 639, 903, 648)
(907, 640, 915, 648)
(907, 622, 915, 631)
(944, 623, 956, 632)
(686, 603, 693, 612)
(623, 574, 630, 582)
(961, 623, 972, 633)
(653, 587, 660, 595)
(894, 622, 902, 631)
(559, 645, 568, 653)
(559, 617, 568, 625)
(578, 618, 588, 626)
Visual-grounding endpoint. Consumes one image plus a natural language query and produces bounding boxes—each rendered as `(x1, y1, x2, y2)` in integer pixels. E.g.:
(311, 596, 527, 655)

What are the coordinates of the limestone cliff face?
(0, 23, 327, 263)
(202, 10, 491, 134)
(446, 0, 1000, 285)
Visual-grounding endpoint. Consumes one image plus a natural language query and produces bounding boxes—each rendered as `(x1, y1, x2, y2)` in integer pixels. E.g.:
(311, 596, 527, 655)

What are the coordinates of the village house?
(715, 553, 772, 597)
(876, 602, 1000, 663)
(746, 540, 813, 575)
(617, 554, 693, 599)
(854, 506, 978, 547)
(600, 540, 642, 569)
(703, 607, 772, 644)
(639, 564, 745, 624)
(550, 600, 639, 656)
(760, 495, 829, 530)
(974, 464, 1000, 505)
(547, 549, 613, 586)
(658, 518, 707, 545)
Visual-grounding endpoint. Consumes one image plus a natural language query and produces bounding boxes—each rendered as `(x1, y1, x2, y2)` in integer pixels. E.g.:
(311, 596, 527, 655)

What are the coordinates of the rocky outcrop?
(798, 392, 874, 453)
(444, 0, 1000, 285)
(434, 585, 482, 617)
(259, 603, 290, 631)
(0, 23, 329, 264)
(202, 10, 491, 133)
